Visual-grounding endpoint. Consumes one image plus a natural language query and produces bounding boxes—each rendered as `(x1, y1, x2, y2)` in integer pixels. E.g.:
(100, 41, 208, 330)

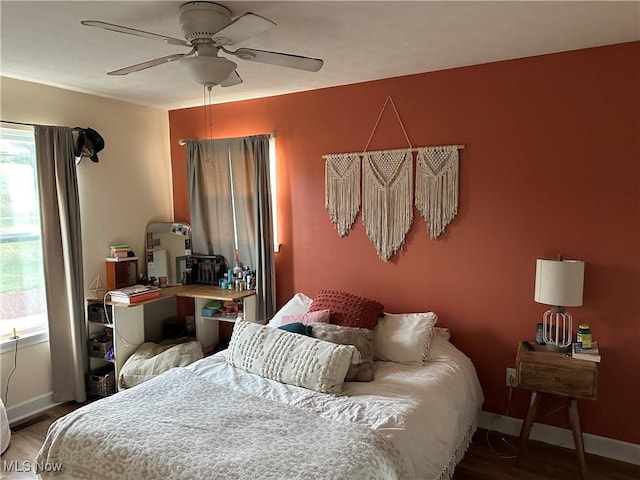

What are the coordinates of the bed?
(36, 292, 483, 480)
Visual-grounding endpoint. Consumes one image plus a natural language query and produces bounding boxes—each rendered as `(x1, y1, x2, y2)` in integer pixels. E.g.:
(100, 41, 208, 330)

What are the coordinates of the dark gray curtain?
(34, 125, 87, 403)
(186, 134, 275, 321)
(186, 140, 235, 263)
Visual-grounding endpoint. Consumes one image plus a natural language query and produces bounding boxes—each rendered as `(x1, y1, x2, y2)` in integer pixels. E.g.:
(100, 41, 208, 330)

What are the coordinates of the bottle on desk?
(576, 325, 592, 349)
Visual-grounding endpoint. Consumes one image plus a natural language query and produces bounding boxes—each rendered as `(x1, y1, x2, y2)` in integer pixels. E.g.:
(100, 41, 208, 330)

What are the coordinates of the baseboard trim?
(479, 411, 640, 466)
(6, 392, 60, 427)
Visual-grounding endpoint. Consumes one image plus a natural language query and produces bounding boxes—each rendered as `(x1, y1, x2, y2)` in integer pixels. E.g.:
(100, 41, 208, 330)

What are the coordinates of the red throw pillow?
(308, 290, 384, 330)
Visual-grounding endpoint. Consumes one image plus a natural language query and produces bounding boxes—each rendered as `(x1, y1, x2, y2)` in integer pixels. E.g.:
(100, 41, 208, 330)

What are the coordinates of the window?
(269, 135, 280, 252)
(0, 124, 48, 343)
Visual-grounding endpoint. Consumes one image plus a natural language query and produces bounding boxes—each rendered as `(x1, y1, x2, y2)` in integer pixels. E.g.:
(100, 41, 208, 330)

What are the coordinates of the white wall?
(0, 77, 174, 415)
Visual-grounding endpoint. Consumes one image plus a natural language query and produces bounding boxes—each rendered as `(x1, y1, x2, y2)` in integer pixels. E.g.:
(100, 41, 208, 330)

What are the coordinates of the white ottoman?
(0, 398, 10, 454)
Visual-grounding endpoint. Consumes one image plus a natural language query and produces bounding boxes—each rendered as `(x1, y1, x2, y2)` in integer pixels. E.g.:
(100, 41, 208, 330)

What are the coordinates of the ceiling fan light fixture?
(180, 55, 237, 87)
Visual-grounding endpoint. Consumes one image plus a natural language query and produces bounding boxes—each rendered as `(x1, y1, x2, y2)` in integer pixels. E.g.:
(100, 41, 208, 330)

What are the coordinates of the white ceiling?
(1, 1, 638, 111)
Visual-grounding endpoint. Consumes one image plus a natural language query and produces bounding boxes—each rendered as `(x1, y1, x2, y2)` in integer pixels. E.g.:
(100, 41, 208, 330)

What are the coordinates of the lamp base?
(545, 342, 571, 354)
(542, 308, 573, 352)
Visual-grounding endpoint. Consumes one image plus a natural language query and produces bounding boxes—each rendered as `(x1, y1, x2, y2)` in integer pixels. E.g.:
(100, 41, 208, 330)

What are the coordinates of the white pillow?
(267, 292, 313, 327)
(227, 320, 357, 394)
(434, 326, 451, 342)
(119, 341, 203, 389)
(373, 312, 438, 364)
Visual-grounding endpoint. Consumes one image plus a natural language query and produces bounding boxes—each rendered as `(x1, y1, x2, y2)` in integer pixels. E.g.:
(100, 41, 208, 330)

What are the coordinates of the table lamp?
(534, 256, 584, 352)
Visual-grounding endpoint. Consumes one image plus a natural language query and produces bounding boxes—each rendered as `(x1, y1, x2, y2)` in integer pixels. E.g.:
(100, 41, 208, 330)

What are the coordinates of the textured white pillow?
(227, 320, 357, 394)
(267, 292, 313, 327)
(373, 312, 438, 364)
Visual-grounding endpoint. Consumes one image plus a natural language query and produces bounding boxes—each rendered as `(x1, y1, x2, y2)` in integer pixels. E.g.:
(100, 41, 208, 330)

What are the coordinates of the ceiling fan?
(82, 1, 324, 88)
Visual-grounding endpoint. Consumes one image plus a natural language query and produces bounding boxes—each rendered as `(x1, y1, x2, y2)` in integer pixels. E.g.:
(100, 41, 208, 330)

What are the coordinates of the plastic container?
(536, 323, 545, 344)
(576, 324, 592, 349)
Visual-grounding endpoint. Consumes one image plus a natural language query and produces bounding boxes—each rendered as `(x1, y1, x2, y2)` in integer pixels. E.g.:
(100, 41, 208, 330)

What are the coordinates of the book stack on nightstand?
(572, 342, 601, 362)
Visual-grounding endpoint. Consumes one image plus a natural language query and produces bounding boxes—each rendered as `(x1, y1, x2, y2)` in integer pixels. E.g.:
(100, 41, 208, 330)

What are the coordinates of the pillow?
(278, 322, 313, 336)
(310, 323, 374, 382)
(119, 341, 203, 389)
(308, 290, 384, 330)
(434, 326, 451, 342)
(373, 312, 438, 364)
(281, 309, 330, 326)
(227, 320, 357, 394)
(267, 293, 313, 328)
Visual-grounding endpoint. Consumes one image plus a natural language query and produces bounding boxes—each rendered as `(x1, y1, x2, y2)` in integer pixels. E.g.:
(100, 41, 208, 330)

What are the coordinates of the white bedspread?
(37, 337, 483, 480)
(187, 337, 483, 479)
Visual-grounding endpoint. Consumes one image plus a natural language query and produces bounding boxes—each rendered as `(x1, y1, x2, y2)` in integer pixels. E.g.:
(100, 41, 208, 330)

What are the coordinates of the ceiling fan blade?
(107, 53, 186, 76)
(81, 20, 189, 47)
(221, 71, 243, 87)
(212, 13, 275, 46)
(230, 48, 323, 72)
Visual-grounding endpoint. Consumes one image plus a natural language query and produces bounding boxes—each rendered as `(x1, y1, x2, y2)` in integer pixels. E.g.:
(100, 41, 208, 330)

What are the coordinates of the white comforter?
(37, 337, 483, 480)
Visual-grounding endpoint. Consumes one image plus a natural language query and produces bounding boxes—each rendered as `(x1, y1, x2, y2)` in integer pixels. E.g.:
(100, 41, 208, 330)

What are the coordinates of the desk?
(87, 285, 257, 386)
(515, 342, 598, 479)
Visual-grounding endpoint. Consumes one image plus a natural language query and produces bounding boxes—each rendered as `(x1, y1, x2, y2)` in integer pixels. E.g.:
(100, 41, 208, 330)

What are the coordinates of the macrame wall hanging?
(362, 148, 413, 261)
(324, 153, 361, 237)
(322, 96, 465, 261)
(360, 97, 414, 261)
(415, 145, 460, 239)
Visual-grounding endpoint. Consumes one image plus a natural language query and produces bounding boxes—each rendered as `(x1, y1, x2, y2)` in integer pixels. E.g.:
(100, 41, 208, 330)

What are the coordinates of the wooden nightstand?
(515, 342, 598, 479)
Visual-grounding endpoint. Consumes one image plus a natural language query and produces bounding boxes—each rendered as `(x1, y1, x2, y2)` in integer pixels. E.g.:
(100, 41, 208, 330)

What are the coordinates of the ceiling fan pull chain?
(362, 96, 412, 153)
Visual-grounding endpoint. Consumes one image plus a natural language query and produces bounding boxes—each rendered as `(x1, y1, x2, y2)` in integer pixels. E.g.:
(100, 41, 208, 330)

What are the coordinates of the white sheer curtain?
(34, 125, 87, 403)
(186, 135, 275, 321)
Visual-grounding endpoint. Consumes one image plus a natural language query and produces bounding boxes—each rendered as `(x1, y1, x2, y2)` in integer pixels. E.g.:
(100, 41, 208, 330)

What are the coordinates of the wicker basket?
(86, 365, 115, 397)
(88, 336, 113, 358)
(87, 302, 112, 324)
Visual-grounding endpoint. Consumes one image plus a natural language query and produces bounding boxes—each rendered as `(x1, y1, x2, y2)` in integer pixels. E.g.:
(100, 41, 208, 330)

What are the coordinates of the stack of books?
(572, 342, 601, 362)
(107, 244, 130, 260)
(109, 285, 161, 304)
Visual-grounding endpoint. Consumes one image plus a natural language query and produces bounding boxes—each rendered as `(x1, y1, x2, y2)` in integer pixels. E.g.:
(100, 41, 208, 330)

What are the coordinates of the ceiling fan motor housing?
(180, 1, 232, 42)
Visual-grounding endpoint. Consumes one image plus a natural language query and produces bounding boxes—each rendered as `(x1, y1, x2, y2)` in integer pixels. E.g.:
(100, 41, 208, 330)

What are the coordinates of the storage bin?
(86, 365, 115, 397)
(87, 302, 112, 324)
(88, 336, 113, 358)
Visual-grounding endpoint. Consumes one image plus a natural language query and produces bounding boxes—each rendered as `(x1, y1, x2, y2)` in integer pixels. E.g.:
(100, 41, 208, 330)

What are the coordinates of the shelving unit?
(85, 285, 258, 394)
(177, 286, 257, 352)
(86, 302, 115, 396)
(86, 292, 178, 392)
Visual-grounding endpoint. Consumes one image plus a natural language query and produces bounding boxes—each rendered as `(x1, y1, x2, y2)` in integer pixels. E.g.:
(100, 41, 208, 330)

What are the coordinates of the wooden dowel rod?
(322, 145, 465, 159)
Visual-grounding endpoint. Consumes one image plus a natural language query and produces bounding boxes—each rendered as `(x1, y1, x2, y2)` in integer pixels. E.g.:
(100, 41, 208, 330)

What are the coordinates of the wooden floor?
(453, 429, 640, 480)
(2, 402, 639, 479)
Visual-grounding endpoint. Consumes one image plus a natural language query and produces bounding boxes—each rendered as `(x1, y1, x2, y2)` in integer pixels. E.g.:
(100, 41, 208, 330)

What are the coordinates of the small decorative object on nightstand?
(534, 255, 585, 352)
(515, 342, 598, 480)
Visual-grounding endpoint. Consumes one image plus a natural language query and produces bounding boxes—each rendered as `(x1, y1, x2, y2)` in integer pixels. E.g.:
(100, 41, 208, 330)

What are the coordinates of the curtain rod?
(177, 131, 277, 146)
(322, 145, 465, 159)
(1, 120, 35, 127)
(1, 119, 84, 131)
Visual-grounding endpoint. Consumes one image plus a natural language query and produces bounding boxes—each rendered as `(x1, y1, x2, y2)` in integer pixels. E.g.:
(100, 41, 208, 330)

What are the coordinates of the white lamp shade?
(534, 259, 584, 307)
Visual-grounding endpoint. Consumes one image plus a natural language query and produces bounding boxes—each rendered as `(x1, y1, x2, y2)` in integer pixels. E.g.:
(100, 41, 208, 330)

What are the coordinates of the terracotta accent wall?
(169, 42, 639, 444)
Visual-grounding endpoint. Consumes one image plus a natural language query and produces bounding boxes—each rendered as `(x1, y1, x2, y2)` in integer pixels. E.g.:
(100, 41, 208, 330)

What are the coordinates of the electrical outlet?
(506, 367, 516, 387)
